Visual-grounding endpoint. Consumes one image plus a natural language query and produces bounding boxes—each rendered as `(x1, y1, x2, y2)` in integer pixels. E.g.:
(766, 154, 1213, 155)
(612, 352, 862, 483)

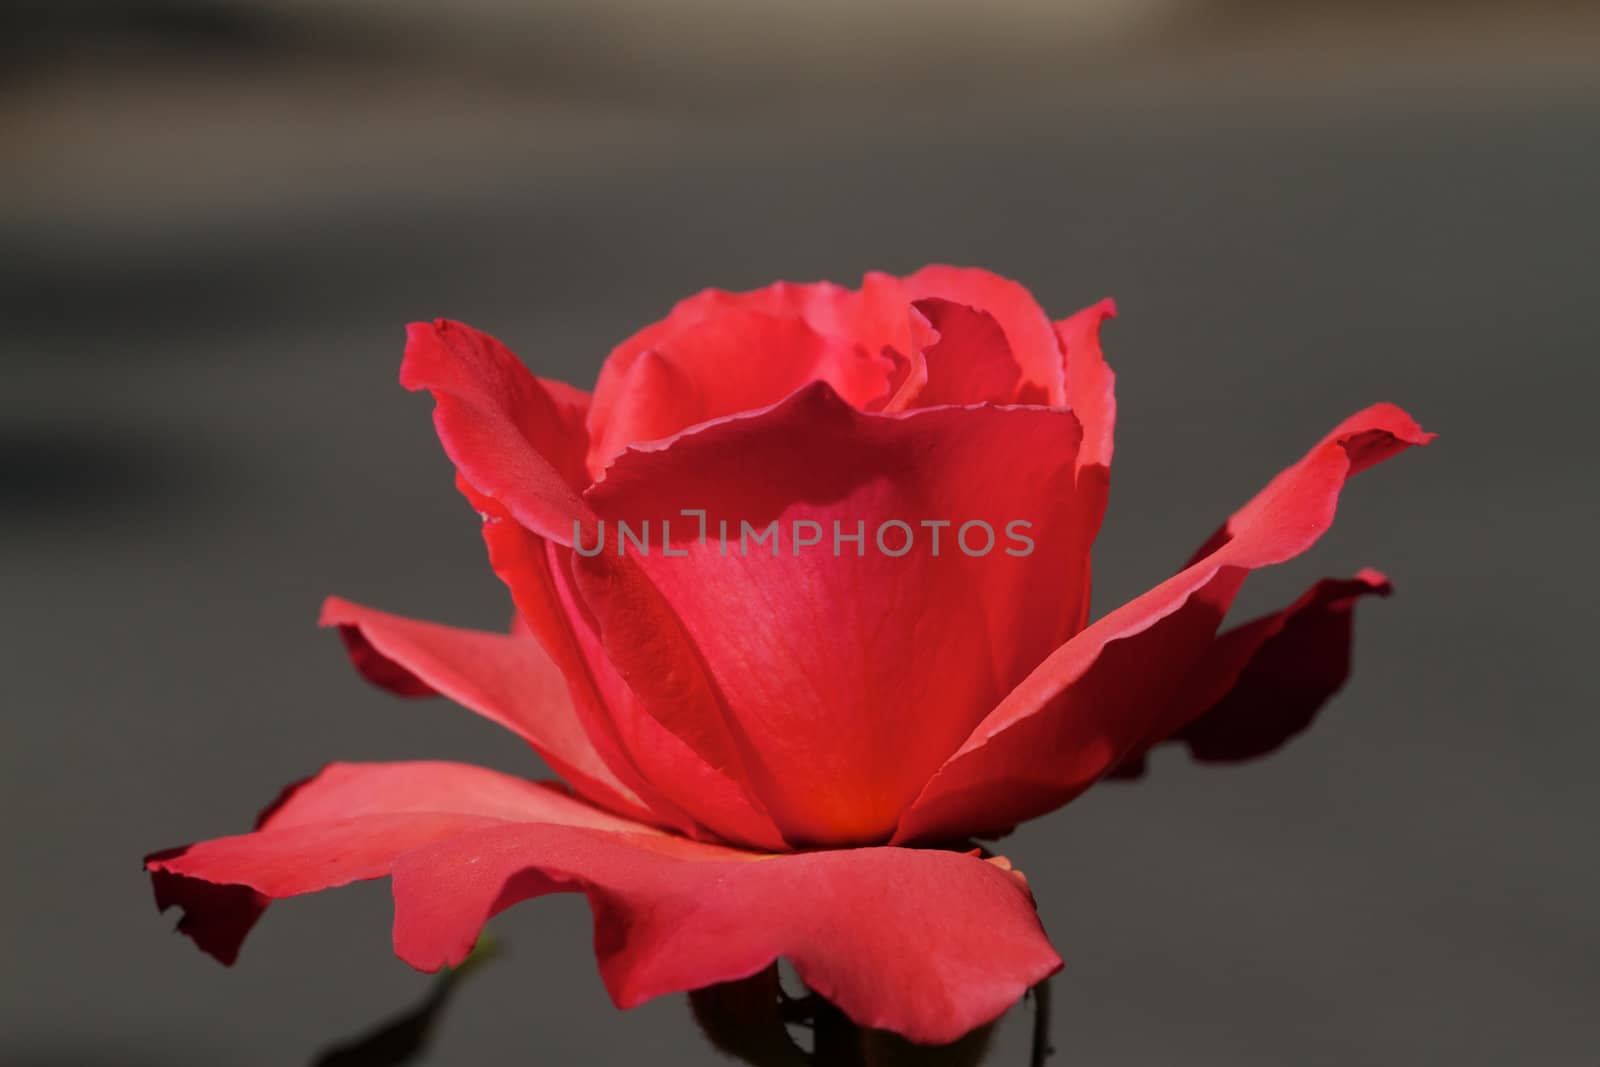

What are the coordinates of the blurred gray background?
(3, 1, 1598, 1064)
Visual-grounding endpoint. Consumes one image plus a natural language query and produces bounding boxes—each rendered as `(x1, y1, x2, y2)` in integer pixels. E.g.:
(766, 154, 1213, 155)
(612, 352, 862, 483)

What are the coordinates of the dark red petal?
(893, 405, 1432, 844)
(146, 762, 649, 965)
(401, 320, 596, 546)
(1159, 569, 1394, 766)
(331, 618, 436, 698)
(580, 383, 1085, 846)
(146, 858, 267, 966)
(390, 824, 1060, 1046)
(900, 266, 1065, 406)
(317, 597, 651, 821)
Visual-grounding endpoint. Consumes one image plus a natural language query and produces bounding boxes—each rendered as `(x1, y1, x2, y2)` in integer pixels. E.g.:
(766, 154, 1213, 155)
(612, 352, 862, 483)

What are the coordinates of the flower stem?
(1029, 979, 1053, 1067)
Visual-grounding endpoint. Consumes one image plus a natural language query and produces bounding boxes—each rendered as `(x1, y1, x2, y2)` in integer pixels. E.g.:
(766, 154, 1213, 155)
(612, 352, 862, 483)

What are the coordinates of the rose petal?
(1053, 299, 1119, 631)
(1112, 569, 1394, 775)
(390, 824, 1060, 1046)
(398, 321, 784, 845)
(587, 310, 892, 478)
(402, 319, 595, 546)
(579, 383, 1085, 846)
(907, 299, 1024, 407)
(893, 404, 1432, 843)
(145, 762, 643, 964)
(146, 863, 266, 967)
(587, 277, 930, 478)
(1056, 300, 1118, 474)
(318, 597, 651, 821)
(900, 266, 1066, 406)
(546, 547, 791, 851)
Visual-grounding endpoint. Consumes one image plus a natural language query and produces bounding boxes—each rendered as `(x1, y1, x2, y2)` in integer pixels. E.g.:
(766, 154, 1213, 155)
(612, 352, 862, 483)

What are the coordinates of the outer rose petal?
(579, 383, 1085, 846)
(901, 266, 1066, 406)
(1112, 568, 1394, 777)
(146, 762, 645, 964)
(402, 320, 595, 546)
(317, 597, 651, 822)
(893, 404, 1432, 844)
(403, 318, 785, 846)
(390, 823, 1061, 1046)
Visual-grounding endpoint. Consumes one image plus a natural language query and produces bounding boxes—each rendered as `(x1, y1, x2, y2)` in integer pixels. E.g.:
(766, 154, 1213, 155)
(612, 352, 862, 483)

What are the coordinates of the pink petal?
(894, 404, 1433, 844)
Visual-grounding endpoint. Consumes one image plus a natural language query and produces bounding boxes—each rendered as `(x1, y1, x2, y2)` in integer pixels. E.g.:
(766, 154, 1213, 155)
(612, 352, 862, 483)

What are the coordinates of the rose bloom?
(146, 266, 1429, 1047)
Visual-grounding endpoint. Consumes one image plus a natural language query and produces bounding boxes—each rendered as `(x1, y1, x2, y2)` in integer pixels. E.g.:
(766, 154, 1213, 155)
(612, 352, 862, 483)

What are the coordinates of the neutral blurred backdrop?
(4, 1, 1598, 1064)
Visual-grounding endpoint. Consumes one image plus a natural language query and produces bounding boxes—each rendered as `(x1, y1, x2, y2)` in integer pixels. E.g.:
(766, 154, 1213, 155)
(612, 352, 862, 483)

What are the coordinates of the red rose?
(146, 266, 1430, 1045)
